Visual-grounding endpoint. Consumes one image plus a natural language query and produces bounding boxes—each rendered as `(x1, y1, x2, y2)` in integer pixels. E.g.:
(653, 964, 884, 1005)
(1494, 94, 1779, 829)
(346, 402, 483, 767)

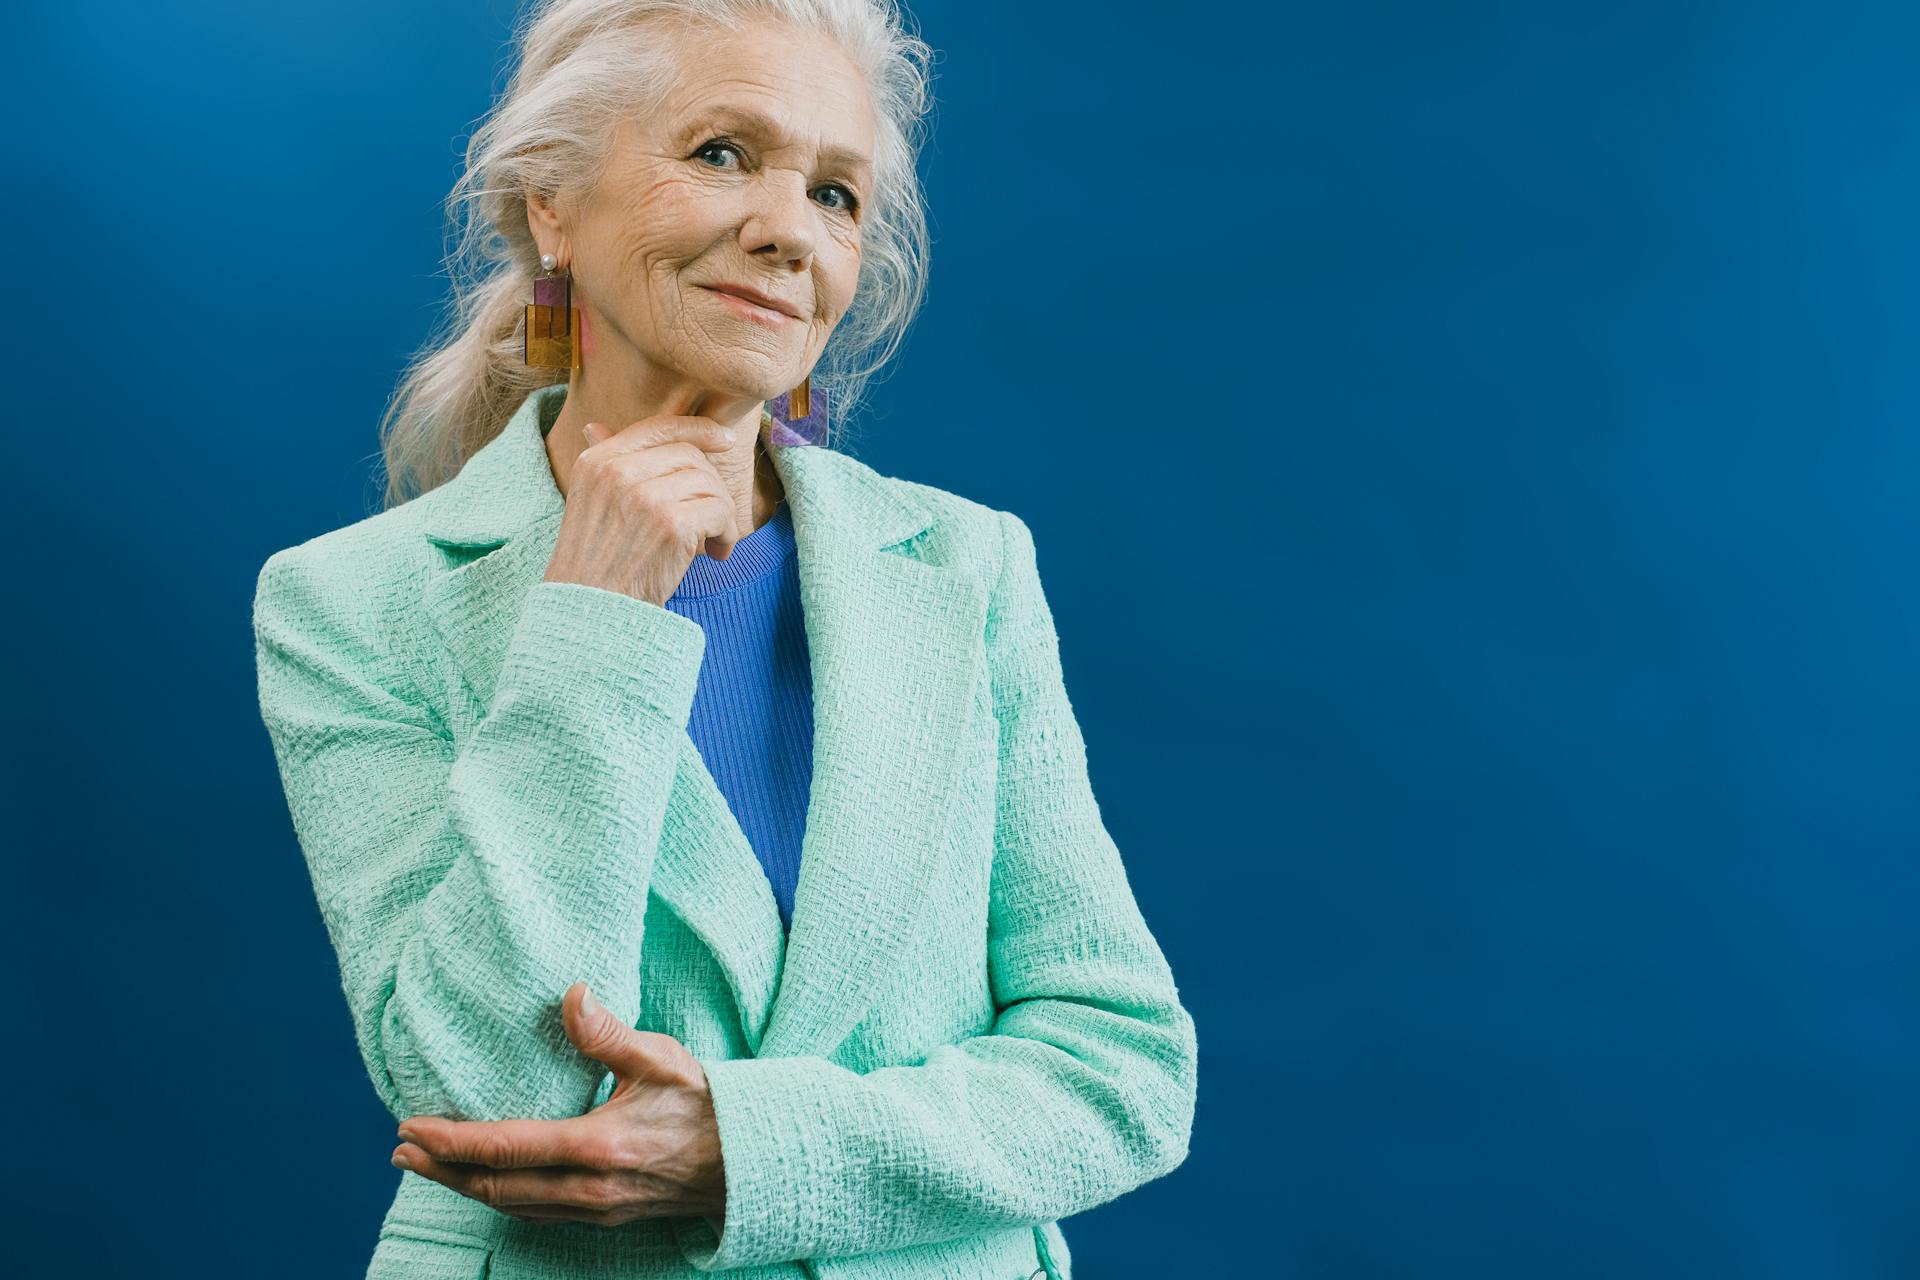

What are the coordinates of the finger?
(395, 1144, 638, 1222)
(562, 980, 700, 1082)
(699, 492, 742, 561)
(562, 978, 640, 1073)
(396, 1113, 603, 1170)
(599, 417, 738, 455)
(392, 1143, 535, 1209)
(392, 1145, 520, 1203)
(419, 1159, 628, 1211)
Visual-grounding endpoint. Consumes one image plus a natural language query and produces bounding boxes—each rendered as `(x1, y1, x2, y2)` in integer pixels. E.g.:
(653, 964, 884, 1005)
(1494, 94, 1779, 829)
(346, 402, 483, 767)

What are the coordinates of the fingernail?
(391, 1152, 411, 1171)
(722, 428, 738, 443)
(396, 1127, 419, 1144)
(579, 984, 601, 1018)
(582, 422, 603, 444)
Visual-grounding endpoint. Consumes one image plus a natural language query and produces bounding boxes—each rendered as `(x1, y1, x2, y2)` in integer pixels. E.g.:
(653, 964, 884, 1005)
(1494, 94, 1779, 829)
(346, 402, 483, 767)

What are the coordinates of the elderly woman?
(251, 1, 1196, 1277)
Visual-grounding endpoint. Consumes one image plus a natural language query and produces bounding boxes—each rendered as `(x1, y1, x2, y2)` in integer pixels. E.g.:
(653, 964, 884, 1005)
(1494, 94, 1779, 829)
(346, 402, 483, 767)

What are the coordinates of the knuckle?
(577, 1023, 628, 1061)
(573, 449, 608, 484)
(578, 1176, 620, 1210)
(573, 1131, 620, 1171)
(623, 491, 659, 530)
(638, 1031, 702, 1082)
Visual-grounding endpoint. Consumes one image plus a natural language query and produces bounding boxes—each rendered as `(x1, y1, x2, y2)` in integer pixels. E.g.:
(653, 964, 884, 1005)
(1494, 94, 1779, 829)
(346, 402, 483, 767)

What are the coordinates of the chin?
(686, 375, 791, 409)
(699, 358, 808, 400)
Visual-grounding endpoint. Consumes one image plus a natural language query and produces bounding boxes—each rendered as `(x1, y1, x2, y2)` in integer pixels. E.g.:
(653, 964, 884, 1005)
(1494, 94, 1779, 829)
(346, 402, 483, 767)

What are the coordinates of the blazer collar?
(416, 384, 988, 1063)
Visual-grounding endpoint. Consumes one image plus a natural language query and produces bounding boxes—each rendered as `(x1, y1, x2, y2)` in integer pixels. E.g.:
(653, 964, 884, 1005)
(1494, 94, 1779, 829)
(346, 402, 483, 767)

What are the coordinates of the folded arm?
(254, 556, 704, 1125)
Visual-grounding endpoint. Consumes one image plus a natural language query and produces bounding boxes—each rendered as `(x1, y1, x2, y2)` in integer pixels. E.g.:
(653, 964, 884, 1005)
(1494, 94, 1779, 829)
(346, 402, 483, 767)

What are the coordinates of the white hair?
(376, 0, 936, 509)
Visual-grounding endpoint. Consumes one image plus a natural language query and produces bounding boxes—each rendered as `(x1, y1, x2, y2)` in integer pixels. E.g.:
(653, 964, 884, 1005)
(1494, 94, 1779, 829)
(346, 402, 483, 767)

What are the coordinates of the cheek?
(611, 177, 722, 275)
(820, 248, 863, 321)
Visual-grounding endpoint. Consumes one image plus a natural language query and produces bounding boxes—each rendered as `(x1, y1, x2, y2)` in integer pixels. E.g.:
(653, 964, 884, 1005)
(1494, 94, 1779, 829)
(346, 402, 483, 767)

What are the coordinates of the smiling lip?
(700, 282, 804, 319)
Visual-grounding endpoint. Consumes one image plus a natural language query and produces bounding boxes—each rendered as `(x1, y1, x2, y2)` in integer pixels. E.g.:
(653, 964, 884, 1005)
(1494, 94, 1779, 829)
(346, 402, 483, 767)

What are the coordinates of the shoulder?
(257, 493, 437, 599)
(251, 496, 442, 679)
(817, 447, 1029, 587)
(830, 456, 1059, 686)
(875, 466, 1044, 610)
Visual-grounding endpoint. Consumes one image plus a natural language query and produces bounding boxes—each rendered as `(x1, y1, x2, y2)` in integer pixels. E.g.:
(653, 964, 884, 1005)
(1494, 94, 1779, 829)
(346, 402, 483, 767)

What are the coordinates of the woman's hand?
(389, 982, 727, 1226)
(544, 415, 744, 607)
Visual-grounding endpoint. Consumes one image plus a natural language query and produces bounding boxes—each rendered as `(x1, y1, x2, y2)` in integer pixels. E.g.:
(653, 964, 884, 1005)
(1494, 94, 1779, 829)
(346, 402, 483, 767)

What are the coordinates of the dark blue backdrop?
(10, 1, 1916, 1275)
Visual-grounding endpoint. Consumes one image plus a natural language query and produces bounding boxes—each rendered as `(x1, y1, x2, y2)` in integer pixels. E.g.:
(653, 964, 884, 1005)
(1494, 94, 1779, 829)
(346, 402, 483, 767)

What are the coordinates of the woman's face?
(535, 17, 876, 404)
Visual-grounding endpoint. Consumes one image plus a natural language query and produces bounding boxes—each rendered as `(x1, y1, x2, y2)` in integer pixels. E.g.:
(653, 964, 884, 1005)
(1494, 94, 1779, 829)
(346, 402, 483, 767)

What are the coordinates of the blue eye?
(817, 184, 861, 215)
(695, 139, 744, 168)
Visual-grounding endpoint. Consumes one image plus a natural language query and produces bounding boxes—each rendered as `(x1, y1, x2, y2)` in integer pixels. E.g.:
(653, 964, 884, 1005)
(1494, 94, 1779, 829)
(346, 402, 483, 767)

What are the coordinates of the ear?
(525, 185, 568, 259)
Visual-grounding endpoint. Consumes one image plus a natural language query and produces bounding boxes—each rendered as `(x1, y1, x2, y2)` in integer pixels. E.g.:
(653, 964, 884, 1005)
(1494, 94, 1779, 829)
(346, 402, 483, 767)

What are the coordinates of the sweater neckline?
(669, 499, 796, 600)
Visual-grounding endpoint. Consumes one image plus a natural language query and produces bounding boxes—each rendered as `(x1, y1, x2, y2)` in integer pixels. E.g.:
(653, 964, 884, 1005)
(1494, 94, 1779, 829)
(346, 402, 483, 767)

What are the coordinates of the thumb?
(562, 981, 646, 1072)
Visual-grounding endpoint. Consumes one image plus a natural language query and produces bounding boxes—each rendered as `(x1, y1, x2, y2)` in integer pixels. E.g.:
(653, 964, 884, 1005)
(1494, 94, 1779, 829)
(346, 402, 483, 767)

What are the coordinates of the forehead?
(657, 22, 875, 174)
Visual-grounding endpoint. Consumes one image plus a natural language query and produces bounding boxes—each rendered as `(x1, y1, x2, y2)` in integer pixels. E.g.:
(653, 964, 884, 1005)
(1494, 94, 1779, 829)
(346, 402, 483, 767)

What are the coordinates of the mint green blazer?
(253, 384, 1197, 1279)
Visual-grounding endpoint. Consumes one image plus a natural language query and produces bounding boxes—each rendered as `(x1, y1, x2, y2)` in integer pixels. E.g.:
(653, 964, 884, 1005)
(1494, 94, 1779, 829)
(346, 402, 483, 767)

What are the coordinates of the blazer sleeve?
(671, 509, 1199, 1271)
(252, 549, 706, 1125)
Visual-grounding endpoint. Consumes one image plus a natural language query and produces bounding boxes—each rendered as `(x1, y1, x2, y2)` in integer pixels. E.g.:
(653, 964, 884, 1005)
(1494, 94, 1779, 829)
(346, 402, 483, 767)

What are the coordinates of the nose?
(739, 167, 820, 267)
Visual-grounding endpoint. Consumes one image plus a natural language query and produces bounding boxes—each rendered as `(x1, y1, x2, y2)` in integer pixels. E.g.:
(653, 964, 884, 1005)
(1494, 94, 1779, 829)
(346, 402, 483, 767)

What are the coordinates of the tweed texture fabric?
(252, 383, 1197, 1279)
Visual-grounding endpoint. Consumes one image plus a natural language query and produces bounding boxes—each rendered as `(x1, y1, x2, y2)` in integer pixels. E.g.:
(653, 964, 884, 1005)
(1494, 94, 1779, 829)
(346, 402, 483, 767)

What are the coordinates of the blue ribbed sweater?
(661, 498, 812, 933)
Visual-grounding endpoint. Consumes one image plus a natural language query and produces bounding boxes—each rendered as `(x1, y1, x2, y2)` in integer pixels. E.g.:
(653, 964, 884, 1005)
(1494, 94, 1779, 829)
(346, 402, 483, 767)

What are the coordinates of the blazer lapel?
(754, 432, 989, 1063)
(414, 384, 988, 1065)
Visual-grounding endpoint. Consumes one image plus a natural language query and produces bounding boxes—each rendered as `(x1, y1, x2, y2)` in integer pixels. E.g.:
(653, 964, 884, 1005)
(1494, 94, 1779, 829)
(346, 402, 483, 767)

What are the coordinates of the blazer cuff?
(503, 580, 706, 729)
(668, 1054, 851, 1271)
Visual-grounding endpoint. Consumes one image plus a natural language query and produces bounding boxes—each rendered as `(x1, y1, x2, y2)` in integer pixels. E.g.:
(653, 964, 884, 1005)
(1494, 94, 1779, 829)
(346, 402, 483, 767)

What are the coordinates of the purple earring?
(766, 375, 829, 447)
(524, 252, 581, 369)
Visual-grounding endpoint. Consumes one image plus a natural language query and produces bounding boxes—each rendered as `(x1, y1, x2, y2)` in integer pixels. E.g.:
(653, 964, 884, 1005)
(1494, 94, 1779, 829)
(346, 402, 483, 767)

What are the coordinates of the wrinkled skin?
(533, 14, 876, 540)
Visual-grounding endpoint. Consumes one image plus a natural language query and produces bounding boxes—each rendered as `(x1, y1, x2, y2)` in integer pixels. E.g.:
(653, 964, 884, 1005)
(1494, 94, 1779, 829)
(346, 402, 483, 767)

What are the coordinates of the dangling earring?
(767, 374, 830, 447)
(524, 251, 582, 369)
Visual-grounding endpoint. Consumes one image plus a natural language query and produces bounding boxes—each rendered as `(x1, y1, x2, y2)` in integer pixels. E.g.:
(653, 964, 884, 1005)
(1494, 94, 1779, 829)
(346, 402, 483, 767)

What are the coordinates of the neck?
(542, 355, 785, 537)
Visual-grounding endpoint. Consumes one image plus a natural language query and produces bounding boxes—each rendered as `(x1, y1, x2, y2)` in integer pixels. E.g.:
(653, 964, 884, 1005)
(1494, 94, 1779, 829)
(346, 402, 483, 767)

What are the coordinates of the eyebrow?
(682, 104, 874, 180)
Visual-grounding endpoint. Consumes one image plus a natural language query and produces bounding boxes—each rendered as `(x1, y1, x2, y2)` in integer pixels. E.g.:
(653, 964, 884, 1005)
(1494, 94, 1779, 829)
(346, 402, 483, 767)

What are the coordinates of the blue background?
(9, 1, 1917, 1275)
